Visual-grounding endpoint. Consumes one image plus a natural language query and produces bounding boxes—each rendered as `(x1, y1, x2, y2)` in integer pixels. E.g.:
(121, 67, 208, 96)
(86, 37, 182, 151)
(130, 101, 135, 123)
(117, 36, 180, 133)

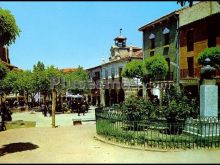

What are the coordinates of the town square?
(0, 1, 220, 163)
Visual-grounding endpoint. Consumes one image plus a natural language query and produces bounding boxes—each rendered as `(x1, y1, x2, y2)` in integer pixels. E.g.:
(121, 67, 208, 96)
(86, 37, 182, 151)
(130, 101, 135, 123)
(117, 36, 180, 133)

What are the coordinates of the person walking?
(77, 100, 82, 116)
(48, 102, 52, 117)
(41, 103, 47, 117)
(0, 108, 5, 131)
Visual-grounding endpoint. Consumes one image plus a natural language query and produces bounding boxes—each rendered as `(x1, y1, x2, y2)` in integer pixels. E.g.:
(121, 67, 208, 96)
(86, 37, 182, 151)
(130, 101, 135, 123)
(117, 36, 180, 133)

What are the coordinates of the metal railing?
(180, 68, 220, 79)
(95, 110, 220, 150)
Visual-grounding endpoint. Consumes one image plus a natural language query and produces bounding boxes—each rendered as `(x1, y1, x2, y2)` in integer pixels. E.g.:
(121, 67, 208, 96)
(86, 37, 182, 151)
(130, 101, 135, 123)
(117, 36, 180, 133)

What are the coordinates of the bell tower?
(114, 28, 127, 48)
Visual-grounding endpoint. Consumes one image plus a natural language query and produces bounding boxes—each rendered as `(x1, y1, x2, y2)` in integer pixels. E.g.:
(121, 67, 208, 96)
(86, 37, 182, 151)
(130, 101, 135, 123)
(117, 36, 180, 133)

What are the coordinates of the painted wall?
(179, 1, 220, 27)
(143, 16, 178, 81)
(179, 13, 220, 79)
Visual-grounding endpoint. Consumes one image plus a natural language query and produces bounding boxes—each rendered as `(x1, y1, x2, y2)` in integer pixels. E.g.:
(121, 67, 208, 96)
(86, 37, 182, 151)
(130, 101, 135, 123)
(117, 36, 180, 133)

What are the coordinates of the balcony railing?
(180, 68, 201, 79)
(180, 68, 220, 79)
(150, 72, 174, 81)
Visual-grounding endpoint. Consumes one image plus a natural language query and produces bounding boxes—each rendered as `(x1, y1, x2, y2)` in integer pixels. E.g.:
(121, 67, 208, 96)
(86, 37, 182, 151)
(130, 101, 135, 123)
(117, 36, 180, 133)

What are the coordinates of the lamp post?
(52, 87, 56, 128)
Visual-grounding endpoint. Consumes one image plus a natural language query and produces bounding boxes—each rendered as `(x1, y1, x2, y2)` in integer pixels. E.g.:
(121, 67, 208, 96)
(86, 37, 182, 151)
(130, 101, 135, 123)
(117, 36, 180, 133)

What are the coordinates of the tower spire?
(120, 28, 122, 36)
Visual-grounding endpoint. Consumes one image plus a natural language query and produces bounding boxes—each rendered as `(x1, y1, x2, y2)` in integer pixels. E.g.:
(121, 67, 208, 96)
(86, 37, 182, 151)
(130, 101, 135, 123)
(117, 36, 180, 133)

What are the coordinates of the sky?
(0, 1, 182, 71)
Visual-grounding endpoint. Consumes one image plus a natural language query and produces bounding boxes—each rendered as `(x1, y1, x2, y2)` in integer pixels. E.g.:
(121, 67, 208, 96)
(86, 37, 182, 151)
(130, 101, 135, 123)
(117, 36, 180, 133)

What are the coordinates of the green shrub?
(161, 85, 199, 120)
(120, 95, 155, 121)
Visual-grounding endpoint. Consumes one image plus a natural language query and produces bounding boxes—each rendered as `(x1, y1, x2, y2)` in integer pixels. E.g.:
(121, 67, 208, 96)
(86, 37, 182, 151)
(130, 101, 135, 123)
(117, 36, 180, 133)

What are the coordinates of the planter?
(5, 120, 36, 130)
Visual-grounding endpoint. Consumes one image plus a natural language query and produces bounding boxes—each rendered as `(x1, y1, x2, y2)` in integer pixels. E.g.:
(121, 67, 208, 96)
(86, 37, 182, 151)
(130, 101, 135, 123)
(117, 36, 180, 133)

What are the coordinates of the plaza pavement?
(0, 106, 220, 163)
(11, 105, 97, 128)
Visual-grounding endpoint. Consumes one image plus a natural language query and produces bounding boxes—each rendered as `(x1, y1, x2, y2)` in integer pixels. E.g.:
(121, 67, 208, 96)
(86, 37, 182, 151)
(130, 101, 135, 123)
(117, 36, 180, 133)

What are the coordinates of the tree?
(122, 60, 147, 96)
(64, 66, 88, 95)
(0, 7, 21, 46)
(160, 85, 199, 134)
(32, 61, 49, 103)
(0, 62, 8, 80)
(14, 70, 34, 104)
(33, 61, 45, 72)
(0, 70, 19, 95)
(144, 54, 168, 80)
(122, 60, 146, 80)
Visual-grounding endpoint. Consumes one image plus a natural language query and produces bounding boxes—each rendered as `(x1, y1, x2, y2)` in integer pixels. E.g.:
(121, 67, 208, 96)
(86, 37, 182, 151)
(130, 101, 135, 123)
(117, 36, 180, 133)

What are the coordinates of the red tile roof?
(60, 68, 78, 73)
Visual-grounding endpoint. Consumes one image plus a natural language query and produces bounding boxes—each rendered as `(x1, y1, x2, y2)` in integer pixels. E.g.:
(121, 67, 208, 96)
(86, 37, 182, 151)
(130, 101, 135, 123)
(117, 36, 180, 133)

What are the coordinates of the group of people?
(0, 102, 12, 131)
(40, 99, 89, 116)
(68, 99, 89, 116)
(40, 101, 52, 117)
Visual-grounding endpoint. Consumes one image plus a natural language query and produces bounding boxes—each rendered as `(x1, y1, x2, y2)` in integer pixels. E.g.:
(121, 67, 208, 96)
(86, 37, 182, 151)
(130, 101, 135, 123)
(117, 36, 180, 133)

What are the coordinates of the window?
(94, 71, 100, 80)
(164, 34, 170, 45)
(149, 33, 155, 49)
(105, 69, 108, 79)
(163, 27, 170, 45)
(187, 30, 194, 52)
(150, 51, 154, 56)
(208, 24, 216, 47)
(111, 67, 115, 79)
(150, 39, 155, 49)
(187, 57, 194, 77)
(163, 47, 169, 56)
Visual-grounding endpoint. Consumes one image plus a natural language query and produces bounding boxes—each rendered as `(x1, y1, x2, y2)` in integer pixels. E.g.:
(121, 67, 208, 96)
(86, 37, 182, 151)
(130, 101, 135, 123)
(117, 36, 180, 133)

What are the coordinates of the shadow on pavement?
(0, 142, 39, 156)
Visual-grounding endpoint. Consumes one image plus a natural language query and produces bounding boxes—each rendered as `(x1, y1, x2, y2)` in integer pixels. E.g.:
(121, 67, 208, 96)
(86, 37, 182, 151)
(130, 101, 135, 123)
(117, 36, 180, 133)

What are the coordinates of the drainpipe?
(142, 32, 147, 100)
(174, 13, 180, 87)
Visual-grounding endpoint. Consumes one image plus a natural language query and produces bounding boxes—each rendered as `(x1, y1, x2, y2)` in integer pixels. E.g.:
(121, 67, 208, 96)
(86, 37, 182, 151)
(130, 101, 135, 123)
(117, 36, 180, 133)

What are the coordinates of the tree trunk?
(52, 89, 56, 128)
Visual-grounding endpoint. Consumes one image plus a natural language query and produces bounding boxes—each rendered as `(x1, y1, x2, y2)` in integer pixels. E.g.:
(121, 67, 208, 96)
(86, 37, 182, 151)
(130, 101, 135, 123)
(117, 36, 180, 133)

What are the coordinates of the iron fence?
(95, 109, 220, 150)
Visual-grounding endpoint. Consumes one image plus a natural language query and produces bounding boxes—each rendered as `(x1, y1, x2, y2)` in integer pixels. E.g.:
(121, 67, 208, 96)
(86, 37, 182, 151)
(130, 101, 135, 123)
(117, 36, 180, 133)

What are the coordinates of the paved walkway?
(11, 106, 96, 127)
(0, 106, 220, 163)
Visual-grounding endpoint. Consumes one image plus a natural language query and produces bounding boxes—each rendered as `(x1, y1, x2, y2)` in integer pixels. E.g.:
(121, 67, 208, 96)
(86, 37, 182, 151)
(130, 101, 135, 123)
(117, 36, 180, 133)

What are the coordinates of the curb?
(93, 135, 182, 152)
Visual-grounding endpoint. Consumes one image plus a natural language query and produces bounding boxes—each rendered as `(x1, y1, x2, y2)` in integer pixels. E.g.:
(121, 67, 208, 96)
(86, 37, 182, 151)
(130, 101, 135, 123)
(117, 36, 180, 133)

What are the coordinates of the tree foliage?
(64, 66, 88, 94)
(197, 46, 220, 69)
(120, 95, 155, 121)
(144, 54, 168, 80)
(14, 70, 33, 95)
(1, 70, 19, 94)
(0, 62, 8, 80)
(122, 60, 147, 80)
(161, 85, 199, 120)
(0, 7, 21, 46)
(33, 61, 45, 72)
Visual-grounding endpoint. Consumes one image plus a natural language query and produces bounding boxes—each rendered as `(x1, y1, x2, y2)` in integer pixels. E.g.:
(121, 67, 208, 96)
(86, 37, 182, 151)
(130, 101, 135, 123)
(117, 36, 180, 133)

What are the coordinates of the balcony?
(180, 68, 220, 79)
(150, 72, 174, 81)
(180, 68, 201, 79)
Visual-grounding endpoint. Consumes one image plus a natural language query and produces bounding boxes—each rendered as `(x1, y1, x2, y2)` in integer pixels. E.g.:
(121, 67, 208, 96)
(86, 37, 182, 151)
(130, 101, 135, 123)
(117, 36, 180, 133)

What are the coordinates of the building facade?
(87, 32, 143, 107)
(0, 46, 18, 70)
(138, 11, 180, 99)
(87, 65, 102, 105)
(179, 1, 220, 98)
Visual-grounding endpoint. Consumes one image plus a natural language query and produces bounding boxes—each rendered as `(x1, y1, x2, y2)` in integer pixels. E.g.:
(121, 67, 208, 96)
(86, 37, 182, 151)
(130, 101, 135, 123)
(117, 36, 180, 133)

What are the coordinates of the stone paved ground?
(11, 105, 96, 128)
(0, 106, 220, 163)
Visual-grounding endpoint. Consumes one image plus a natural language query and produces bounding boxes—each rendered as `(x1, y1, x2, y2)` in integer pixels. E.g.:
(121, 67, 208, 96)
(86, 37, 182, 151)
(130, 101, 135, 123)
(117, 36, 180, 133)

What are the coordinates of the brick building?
(179, 1, 220, 98)
(0, 46, 18, 70)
